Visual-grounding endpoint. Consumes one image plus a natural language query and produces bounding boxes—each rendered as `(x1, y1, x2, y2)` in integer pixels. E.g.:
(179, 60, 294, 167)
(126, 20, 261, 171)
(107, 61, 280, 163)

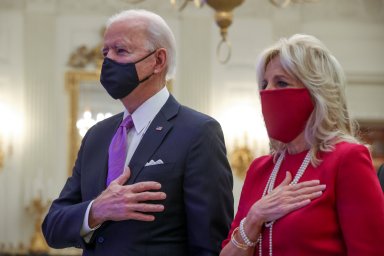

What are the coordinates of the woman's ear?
(153, 48, 167, 74)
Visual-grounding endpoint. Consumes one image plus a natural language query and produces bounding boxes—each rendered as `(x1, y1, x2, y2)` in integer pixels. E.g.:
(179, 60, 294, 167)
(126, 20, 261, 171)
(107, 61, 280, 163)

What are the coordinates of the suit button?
(97, 237, 104, 243)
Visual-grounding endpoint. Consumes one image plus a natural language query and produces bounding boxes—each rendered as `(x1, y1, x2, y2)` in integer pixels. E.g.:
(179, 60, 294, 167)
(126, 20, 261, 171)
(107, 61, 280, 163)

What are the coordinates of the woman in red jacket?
(221, 34, 384, 256)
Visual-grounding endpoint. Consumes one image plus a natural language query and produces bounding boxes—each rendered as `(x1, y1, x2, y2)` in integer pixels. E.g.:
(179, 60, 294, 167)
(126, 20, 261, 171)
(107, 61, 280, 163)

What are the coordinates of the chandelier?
(76, 111, 112, 137)
(125, 0, 318, 63)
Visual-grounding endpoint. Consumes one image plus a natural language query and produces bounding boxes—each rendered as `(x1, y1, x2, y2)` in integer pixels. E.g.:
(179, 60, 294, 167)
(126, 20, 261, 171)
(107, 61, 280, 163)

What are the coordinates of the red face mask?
(260, 88, 314, 143)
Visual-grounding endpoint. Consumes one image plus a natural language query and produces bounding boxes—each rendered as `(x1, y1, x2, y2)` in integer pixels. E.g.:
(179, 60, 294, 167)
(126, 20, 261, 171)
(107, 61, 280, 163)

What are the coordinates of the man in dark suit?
(42, 9, 233, 256)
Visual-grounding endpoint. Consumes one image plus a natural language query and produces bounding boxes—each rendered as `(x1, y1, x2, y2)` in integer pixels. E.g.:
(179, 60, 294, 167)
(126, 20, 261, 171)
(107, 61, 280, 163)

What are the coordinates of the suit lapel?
(128, 95, 179, 184)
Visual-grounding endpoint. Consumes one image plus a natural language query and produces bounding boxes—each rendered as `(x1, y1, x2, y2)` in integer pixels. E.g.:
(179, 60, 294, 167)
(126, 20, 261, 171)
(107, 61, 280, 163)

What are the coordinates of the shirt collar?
(123, 86, 170, 133)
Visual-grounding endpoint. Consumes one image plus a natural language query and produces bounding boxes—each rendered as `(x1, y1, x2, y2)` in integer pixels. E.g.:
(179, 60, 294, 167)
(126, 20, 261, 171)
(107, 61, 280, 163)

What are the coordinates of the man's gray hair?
(107, 9, 176, 81)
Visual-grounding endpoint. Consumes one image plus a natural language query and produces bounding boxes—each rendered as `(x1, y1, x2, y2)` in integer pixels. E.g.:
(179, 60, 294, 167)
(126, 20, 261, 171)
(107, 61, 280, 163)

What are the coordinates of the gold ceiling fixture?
(171, 0, 244, 64)
(126, 0, 318, 63)
(169, 0, 318, 64)
(206, 0, 244, 64)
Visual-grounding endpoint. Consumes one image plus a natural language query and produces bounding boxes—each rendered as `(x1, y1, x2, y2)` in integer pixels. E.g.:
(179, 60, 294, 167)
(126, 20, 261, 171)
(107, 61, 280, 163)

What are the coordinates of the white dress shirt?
(80, 87, 170, 240)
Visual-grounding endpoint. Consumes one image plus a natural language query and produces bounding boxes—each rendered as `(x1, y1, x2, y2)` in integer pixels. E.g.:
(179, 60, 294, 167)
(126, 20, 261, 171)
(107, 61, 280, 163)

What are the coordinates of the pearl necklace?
(258, 150, 311, 256)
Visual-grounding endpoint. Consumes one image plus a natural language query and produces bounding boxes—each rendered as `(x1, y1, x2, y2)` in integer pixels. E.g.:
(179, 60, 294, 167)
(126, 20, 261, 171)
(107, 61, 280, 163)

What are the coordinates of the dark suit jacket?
(42, 95, 234, 256)
(378, 164, 384, 192)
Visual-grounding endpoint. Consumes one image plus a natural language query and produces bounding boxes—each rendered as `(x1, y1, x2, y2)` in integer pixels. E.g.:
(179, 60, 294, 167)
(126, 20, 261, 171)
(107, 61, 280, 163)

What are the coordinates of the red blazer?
(224, 142, 384, 256)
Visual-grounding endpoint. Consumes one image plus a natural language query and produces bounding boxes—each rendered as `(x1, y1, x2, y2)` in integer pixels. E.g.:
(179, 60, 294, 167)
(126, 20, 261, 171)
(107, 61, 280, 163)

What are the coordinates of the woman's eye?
(277, 81, 289, 88)
(260, 80, 268, 90)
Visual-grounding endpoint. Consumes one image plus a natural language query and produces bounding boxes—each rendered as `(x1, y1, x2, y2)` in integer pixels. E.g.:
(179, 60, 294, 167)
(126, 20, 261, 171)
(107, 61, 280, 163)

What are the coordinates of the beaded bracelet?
(231, 227, 248, 250)
(239, 217, 258, 247)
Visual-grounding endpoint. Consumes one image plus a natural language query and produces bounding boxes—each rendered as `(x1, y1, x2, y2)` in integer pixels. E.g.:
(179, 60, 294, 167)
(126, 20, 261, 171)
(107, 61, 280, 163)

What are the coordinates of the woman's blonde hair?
(256, 34, 360, 165)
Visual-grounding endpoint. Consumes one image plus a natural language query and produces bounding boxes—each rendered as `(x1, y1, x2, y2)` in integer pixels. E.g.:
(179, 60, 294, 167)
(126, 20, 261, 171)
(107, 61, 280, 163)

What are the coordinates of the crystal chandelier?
(76, 111, 112, 137)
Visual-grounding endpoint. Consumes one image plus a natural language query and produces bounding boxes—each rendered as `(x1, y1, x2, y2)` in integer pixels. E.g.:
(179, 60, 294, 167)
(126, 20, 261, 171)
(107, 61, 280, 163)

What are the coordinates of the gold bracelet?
(231, 227, 249, 250)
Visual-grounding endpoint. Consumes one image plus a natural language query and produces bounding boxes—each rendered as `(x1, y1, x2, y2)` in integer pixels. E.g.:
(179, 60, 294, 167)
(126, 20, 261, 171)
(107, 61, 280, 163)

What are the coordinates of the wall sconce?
(26, 196, 51, 254)
(217, 99, 270, 179)
(0, 101, 22, 170)
(230, 134, 254, 179)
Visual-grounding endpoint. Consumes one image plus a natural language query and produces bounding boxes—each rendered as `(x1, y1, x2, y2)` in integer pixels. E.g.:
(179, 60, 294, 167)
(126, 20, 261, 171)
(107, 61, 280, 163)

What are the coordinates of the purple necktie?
(107, 115, 134, 186)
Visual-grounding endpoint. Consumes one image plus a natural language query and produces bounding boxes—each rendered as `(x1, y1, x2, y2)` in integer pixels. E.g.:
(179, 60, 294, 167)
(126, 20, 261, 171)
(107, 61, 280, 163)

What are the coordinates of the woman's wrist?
(231, 227, 249, 250)
(240, 217, 260, 246)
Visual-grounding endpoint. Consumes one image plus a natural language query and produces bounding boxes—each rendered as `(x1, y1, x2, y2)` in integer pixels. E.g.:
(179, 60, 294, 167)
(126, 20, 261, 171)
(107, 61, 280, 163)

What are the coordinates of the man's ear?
(153, 48, 167, 74)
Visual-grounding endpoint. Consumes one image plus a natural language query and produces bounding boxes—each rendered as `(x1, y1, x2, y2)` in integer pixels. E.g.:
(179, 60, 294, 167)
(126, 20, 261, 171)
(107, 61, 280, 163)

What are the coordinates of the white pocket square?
(145, 159, 164, 167)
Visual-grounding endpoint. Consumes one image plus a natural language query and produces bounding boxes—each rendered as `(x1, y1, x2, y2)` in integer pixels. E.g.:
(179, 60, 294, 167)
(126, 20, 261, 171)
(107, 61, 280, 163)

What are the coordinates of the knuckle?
(294, 184, 303, 190)
(141, 192, 151, 201)
(125, 193, 134, 202)
(136, 183, 145, 191)
(145, 204, 154, 212)
(140, 204, 150, 212)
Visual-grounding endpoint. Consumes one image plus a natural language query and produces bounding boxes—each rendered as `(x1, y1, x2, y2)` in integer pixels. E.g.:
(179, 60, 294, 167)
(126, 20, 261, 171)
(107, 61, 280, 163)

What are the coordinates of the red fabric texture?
(223, 142, 384, 256)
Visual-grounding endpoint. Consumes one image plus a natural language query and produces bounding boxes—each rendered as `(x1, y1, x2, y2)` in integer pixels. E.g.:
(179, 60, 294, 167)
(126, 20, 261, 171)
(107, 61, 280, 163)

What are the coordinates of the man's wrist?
(81, 200, 101, 236)
(88, 199, 103, 229)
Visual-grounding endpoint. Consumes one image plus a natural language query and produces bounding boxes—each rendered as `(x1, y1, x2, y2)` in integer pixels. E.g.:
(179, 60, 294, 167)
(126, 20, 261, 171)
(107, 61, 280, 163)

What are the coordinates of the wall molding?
(347, 72, 384, 86)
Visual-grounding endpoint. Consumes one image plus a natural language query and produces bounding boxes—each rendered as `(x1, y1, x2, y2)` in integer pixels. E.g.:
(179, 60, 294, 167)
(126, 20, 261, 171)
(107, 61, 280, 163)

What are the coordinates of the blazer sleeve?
(336, 144, 384, 256)
(183, 119, 234, 256)
(42, 130, 92, 249)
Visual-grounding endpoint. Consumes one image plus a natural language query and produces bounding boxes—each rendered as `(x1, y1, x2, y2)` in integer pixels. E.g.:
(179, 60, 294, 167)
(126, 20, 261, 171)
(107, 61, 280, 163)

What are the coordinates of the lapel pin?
(156, 126, 163, 131)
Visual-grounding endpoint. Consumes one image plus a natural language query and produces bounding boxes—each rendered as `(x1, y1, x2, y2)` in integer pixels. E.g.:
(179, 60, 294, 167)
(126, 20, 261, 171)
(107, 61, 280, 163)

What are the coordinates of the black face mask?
(100, 50, 156, 99)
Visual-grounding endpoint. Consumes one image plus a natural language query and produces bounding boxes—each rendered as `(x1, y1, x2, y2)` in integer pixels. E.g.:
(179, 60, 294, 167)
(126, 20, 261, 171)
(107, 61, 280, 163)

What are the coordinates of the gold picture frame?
(65, 70, 100, 175)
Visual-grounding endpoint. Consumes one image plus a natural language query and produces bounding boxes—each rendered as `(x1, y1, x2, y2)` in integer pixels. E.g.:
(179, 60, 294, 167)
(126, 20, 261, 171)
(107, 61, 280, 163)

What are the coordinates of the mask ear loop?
(135, 49, 158, 83)
(138, 73, 154, 84)
(134, 49, 157, 64)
